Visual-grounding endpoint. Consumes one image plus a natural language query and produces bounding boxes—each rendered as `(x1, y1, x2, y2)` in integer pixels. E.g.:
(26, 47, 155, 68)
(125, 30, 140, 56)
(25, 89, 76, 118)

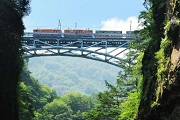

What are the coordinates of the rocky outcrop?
(137, 0, 180, 119)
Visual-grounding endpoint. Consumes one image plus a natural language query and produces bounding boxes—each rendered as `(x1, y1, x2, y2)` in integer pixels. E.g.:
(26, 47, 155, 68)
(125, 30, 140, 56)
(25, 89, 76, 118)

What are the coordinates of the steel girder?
(22, 33, 132, 67)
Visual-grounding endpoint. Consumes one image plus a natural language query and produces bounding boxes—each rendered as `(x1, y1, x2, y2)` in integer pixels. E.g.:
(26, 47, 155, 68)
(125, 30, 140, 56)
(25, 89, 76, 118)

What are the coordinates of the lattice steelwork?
(22, 32, 134, 67)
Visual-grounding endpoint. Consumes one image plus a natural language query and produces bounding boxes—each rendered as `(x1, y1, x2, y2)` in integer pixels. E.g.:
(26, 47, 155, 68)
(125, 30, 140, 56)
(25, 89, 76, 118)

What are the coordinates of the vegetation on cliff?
(0, 0, 30, 119)
(2, 0, 179, 119)
(19, 62, 97, 120)
(137, 0, 180, 119)
(84, 0, 180, 119)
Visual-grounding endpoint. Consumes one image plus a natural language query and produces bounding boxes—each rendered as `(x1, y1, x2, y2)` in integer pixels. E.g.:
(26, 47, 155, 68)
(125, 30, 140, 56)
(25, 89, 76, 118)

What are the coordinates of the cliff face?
(137, 0, 180, 119)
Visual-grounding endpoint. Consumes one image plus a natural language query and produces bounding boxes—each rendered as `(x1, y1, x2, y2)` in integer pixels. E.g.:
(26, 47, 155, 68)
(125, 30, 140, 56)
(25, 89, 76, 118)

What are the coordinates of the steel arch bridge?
(22, 32, 133, 67)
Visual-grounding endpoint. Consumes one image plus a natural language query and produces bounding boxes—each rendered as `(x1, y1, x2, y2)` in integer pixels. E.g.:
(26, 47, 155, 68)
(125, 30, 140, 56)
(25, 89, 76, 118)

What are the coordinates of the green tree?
(85, 91, 120, 120)
(19, 82, 35, 120)
(137, 0, 180, 119)
(19, 61, 58, 119)
(119, 92, 139, 120)
(60, 92, 96, 120)
(39, 99, 73, 120)
(117, 41, 144, 120)
(84, 30, 144, 120)
(0, 0, 30, 119)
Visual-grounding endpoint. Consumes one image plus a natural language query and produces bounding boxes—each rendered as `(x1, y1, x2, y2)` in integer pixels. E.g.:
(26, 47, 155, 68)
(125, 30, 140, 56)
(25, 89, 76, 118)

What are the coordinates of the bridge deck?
(22, 32, 136, 67)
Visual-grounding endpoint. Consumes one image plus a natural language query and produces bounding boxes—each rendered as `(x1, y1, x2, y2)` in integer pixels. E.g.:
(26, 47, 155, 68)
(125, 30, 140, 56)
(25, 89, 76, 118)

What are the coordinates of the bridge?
(22, 32, 135, 67)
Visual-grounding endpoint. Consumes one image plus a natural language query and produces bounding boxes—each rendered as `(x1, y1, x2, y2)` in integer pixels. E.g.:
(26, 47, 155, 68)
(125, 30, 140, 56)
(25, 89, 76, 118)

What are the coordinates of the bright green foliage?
(118, 52, 143, 120)
(84, 36, 145, 119)
(84, 78, 129, 120)
(19, 62, 58, 119)
(19, 82, 35, 120)
(136, 0, 180, 119)
(40, 99, 73, 120)
(84, 91, 120, 120)
(20, 61, 97, 120)
(119, 92, 140, 120)
(60, 92, 96, 120)
(135, 0, 167, 118)
(34, 92, 96, 120)
(154, 20, 171, 103)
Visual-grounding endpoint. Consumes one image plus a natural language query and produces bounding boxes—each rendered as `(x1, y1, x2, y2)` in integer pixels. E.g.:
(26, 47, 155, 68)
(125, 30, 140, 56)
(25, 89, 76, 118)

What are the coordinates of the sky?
(23, 0, 145, 33)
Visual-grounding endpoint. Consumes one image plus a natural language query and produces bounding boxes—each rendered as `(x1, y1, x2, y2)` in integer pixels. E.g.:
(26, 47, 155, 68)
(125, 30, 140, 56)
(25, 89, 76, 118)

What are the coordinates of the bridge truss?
(22, 33, 132, 67)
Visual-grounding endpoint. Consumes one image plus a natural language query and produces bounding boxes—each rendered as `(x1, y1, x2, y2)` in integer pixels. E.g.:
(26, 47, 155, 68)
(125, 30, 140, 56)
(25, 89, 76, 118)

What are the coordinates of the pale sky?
(23, 0, 145, 33)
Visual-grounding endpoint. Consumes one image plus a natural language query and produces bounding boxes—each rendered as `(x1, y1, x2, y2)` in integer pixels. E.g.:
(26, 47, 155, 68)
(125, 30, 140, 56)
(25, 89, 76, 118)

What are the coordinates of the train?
(94, 30, 123, 38)
(64, 29, 93, 38)
(33, 29, 136, 39)
(33, 29, 62, 38)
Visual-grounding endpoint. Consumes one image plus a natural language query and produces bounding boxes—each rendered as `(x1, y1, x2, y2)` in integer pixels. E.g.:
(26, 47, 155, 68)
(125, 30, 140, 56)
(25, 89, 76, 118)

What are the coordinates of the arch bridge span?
(22, 32, 134, 67)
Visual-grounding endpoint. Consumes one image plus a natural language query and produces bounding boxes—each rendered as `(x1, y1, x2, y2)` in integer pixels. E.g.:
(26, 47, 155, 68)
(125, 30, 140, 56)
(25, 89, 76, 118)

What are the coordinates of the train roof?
(33, 29, 62, 33)
(95, 30, 123, 33)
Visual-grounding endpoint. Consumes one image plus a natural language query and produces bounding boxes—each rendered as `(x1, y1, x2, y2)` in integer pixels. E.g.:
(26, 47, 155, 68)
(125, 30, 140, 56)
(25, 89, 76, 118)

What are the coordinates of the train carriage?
(64, 29, 93, 38)
(32, 28, 136, 39)
(33, 29, 62, 38)
(94, 30, 123, 38)
(125, 31, 136, 39)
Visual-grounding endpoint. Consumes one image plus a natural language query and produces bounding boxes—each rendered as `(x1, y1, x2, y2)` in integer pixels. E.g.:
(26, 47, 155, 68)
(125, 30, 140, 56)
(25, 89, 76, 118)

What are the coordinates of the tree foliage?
(136, 0, 180, 119)
(41, 99, 73, 120)
(0, 0, 30, 119)
(28, 57, 119, 95)
(36, 92, 96, 120)
(19, 62, 58, 119)
(84, 44, 143, 120)
(20, 62, 96, 120)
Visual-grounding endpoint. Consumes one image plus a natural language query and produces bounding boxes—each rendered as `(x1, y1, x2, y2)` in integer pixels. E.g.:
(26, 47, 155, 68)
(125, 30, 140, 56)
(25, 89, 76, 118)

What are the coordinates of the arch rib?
(22, 33, 133, 67)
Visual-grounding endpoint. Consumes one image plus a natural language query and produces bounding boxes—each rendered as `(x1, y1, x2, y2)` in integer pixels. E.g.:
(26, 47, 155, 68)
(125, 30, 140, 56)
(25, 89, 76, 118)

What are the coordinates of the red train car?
(64, 30, 74, 33)
(64, 29, 93, 38)
(33, 29, 62, 33)
(33, 29, 62, 38)
(64, 29, 93, 33)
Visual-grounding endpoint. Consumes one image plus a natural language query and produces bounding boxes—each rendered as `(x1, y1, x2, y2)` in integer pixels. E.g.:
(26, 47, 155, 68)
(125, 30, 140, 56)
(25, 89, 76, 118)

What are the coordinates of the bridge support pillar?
(81, 51, 83, 56)
(34, 50, 36, 54)
(58, 49, 60, 53)
(105, 41, 107, 61)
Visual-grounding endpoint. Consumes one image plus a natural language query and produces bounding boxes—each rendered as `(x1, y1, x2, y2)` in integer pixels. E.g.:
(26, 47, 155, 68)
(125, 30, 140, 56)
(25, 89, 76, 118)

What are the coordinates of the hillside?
(28, 56, 120, 95)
